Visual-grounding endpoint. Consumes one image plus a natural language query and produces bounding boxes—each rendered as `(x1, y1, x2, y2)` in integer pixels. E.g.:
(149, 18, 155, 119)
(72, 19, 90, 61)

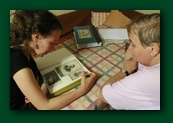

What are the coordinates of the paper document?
(98, 28, 129, 40)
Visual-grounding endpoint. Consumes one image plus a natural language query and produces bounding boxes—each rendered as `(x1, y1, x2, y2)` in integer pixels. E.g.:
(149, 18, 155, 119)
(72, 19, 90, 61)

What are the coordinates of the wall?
(10, 10, 160, 15)
(49, 10, 160, 15)
(10, 10, 160, 22)
(10, 10, 75, 22)
(136, 10, 160, 14)
(49, 10, 75, 15)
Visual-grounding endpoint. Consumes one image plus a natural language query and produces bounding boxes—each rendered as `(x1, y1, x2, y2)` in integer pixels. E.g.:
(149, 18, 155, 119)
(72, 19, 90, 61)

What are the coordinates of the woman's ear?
(150, 43, 160, 57)
(32, 33, 41, 43)
(31, 33, 42, 50)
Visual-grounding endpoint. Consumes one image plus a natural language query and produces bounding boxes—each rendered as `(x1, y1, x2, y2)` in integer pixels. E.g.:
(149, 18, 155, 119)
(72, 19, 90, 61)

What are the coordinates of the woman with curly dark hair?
(10, 10, 97, 110)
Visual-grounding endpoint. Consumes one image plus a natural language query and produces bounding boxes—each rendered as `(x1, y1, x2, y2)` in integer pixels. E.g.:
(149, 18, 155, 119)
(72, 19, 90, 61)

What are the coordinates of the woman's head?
(127, 13, 160, 66)
(10, 10, 62, 56)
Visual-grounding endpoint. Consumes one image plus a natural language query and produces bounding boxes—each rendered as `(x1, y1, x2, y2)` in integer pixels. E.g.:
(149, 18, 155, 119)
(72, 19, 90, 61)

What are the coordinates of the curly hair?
(127, 13, 160, 47)
(10, 10, 62, 53)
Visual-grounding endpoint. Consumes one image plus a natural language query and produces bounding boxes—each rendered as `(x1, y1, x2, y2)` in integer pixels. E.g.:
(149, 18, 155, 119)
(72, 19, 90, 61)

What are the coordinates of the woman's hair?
(10, 10, 62, 52)
(128, 13, 160, 47)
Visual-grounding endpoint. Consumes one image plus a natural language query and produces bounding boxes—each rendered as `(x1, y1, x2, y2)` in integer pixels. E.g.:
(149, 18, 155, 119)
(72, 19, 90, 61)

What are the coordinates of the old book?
(73, 25, 102, 49)
(98, 28, 129, 44)
(34, 48, 90, 96)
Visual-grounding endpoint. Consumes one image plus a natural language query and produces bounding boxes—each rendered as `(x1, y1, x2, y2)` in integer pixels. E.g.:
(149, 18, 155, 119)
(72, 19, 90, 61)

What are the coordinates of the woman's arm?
(14, 68, 97, 110)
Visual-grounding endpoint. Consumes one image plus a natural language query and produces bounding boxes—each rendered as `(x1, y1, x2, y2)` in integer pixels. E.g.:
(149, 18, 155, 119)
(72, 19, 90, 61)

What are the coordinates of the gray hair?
(128, 13, 160, 47)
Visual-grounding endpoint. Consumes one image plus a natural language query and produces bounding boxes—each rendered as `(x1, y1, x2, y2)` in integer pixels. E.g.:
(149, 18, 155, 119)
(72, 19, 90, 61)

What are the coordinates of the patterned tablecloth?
(53, 38, 126, 110)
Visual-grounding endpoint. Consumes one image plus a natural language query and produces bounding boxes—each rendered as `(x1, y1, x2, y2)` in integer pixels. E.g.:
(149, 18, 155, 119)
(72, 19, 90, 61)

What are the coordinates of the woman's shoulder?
(10, 48, 31, 77)
(10, 48, 26, 59)
(10, 48, 29, 66)
(10, 48, 22, 54)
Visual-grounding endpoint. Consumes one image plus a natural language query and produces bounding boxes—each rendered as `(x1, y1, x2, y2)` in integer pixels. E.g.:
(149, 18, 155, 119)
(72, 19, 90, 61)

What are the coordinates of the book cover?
(73, 25, 102, 49)
(34, 48, 90, 96)
(98, 28, 129, 44)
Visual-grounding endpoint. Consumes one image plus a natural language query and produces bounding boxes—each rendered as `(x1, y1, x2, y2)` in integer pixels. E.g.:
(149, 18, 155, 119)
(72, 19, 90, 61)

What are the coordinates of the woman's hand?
(79, 72, 97, 94)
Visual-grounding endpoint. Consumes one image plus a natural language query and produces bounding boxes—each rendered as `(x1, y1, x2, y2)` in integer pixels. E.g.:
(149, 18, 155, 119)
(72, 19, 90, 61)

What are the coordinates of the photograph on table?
(69, 68, 84, 80)
(43, 70, 60, 86)
(55, 59, 82, 77)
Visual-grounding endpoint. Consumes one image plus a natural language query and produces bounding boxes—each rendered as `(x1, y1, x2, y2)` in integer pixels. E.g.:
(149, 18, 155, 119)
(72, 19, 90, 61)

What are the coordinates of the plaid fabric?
(91, 11, 110, 27)
(54, 38, 125, 110)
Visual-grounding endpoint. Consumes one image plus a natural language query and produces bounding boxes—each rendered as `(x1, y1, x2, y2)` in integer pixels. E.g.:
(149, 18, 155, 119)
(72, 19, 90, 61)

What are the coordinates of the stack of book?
(73, 25, 129, 49)
(73, 25, 102, 49)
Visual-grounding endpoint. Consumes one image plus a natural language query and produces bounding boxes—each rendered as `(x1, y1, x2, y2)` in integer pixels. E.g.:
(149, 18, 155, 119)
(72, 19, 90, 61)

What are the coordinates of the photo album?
(34, 48, 90, 96)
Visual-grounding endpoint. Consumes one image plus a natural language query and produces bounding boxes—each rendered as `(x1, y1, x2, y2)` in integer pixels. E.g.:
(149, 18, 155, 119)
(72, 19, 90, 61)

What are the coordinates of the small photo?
(43, 70, 60, 86)
(55, 59, 82, 77)
(69, 68, 83, 80)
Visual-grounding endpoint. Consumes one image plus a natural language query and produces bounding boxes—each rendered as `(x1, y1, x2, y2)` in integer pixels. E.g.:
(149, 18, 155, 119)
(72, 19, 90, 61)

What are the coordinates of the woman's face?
(34, 30, 61, 56)
(128, 29, 152, 66)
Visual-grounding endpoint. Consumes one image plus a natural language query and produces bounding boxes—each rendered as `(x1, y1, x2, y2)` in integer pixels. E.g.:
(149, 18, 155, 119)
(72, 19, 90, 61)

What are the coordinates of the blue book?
(73, 25, 102, 49)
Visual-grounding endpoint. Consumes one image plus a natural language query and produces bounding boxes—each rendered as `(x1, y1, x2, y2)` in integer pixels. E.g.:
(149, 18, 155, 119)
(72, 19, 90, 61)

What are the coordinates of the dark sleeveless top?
(10, 48, 43, 110)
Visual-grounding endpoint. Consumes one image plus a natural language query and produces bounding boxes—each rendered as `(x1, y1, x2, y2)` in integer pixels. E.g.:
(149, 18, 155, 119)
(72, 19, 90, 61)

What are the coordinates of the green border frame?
(0, 0, 172, 123)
